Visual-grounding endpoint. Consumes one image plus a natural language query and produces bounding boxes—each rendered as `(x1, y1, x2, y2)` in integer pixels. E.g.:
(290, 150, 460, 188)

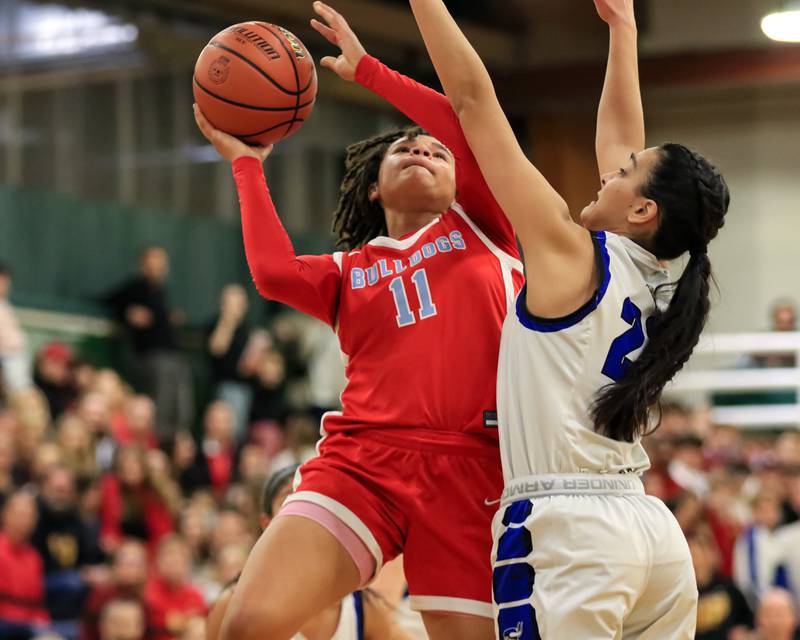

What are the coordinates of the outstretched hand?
(310, 1, 367, 82)
(593, 0, 636, 28)
(193, 104, 272, 163)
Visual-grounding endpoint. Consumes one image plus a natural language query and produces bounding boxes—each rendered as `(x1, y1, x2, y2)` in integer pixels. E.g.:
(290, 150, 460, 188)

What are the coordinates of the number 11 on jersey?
(389, 269, 438, 328)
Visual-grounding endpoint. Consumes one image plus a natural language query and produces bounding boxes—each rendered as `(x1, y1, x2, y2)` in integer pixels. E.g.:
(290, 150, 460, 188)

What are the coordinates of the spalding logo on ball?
(193, 22, 318, 146)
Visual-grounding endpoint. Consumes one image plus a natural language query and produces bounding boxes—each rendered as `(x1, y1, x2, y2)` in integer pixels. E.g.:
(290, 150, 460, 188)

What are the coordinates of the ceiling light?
(762, 6, 800, 42)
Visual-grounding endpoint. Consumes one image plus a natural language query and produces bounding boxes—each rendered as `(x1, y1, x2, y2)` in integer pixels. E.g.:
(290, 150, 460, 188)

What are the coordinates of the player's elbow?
(249, 263, 293, 303)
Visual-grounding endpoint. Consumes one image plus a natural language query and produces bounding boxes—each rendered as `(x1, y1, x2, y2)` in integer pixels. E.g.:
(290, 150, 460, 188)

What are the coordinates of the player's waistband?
(500, 473, 644, 505)
(337, 427, 500, 458)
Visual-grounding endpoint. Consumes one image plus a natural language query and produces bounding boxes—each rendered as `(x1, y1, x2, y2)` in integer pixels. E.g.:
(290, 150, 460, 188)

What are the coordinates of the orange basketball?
(193, 22, 317, 146)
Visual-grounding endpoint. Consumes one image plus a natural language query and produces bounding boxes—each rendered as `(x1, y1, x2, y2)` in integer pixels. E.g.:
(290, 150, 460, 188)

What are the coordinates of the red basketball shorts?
(284, 428, 503, 618)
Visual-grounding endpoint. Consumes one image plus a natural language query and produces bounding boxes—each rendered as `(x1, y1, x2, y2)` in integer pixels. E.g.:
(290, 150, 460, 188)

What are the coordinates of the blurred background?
(0, 1, 799, 639)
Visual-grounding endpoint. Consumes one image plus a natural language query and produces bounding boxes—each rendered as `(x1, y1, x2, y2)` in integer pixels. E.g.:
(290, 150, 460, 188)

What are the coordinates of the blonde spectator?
(0, 431, 16, 503)
(99, 446, 174, 553)
(30, 442, 64, 483)
(10, 388, 51, 463)
(178, 506, 210, 564)
(114, 395, 157, 450)
(57, 413, 98, 482)
(91, 370, 129, 415)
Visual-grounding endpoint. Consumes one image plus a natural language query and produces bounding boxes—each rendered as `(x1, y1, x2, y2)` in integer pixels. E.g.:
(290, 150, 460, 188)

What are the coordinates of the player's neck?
(385, 208, 441, 240)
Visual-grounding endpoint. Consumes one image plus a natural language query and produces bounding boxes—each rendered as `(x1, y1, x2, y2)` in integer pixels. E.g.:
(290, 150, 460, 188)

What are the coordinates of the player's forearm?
(233, 158, 308, 303)
(233, 157, 340, 325)
(596, 21, 645, 173)
(356, 55, 461, 150)
(408, 0, 495, 116)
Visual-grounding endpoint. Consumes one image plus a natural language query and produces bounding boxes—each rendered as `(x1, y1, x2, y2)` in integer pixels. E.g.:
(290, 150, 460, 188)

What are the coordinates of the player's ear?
(368, 183, 380, 203)
(628, 197, 659, 228)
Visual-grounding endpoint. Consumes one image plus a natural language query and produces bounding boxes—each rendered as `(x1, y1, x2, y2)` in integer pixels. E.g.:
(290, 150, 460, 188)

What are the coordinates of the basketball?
(193, 22, 317, 146)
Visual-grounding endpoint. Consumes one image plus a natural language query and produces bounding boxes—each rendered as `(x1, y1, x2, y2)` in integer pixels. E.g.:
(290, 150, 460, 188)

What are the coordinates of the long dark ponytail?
(332, 125, 424, 251)
(593, 143, 730, 442)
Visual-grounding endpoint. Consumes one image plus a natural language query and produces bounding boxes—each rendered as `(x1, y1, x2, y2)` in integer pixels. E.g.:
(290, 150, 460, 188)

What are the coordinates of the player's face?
(580, 147, 661, 236)
(374, 135, 456, 214)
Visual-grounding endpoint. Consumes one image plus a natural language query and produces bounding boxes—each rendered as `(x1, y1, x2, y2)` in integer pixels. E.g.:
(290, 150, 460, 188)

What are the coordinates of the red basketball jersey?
(233, 55, 522, 441)
(326, 205, 522, 437)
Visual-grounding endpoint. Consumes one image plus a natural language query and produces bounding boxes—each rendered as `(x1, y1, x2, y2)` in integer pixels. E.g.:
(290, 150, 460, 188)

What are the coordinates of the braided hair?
(332, 125, 425, 251)
(592, 143, 730, 442)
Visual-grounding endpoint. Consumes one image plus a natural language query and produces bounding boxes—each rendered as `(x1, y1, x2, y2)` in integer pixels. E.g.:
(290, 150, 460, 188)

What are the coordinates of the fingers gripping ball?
(193, 22, 317, 146)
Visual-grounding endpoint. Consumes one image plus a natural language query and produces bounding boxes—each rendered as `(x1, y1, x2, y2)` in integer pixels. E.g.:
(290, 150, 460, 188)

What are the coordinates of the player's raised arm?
(194, 105, 341, 328)
(310, 1, 518, 255)
(407, 0, 596, 317)
(406, 1, 579, 246)
(594, 0, 645, 177)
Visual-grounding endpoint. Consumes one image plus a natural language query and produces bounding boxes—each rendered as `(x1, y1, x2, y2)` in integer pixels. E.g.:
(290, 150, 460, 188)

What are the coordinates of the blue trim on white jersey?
(354, 591, 364, 640)
(515, 231, 611, 333)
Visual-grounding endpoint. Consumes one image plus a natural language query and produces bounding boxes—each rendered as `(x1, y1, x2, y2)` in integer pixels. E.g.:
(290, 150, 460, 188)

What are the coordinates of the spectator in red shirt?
(144, 535, 205, 640)
(82, 540, 148, 640)
(179, 402, 237, 500)
(98, 597, 146, 640)
(99, 447, 174, 553)
(0, 490, 49, 638)
(112, 396, 157, 451)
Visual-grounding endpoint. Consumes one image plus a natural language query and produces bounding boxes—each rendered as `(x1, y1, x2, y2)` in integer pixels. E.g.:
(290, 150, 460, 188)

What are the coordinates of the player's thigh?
(421, 611, 494, 640)
(623, 558, 697, 640)
(221, 514, 361, 640)
(495, 561, 635, 640)
(623, 498, 698, 640)
(493, 497, 643, 640)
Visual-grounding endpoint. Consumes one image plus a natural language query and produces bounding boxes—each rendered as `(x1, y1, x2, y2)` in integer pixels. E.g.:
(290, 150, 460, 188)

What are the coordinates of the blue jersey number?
(601, 297, 646, 382)
(389, 269, 437, 328)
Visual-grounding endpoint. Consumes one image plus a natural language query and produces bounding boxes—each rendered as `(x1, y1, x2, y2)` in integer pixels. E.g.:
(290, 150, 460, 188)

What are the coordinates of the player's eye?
(433, 152, 447, 160)
(618, 168, 627, 177)
(395, 146, 410, 153)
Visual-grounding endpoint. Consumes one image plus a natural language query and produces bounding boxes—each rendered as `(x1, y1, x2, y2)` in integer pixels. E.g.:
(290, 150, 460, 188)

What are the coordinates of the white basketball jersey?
(294, 592, 363, 640)
(497, 231, 672, 481)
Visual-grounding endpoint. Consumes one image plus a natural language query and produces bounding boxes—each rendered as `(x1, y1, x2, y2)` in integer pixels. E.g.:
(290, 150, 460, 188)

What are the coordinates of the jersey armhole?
(515, 231, 611, 333)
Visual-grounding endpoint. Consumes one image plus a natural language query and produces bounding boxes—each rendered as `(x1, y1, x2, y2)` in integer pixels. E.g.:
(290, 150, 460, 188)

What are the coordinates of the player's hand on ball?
(193, 104, 273, 163)
(310, 1, 367, 82)
(593, 0, 636, 28)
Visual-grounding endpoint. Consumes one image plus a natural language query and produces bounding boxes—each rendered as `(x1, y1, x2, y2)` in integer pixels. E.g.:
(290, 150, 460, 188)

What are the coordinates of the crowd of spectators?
(0, 248, 798, 640)
(0, 250, 341, 640)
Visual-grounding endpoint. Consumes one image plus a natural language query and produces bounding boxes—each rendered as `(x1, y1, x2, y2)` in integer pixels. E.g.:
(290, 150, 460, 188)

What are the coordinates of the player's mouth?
(400, 158, 436, 175)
